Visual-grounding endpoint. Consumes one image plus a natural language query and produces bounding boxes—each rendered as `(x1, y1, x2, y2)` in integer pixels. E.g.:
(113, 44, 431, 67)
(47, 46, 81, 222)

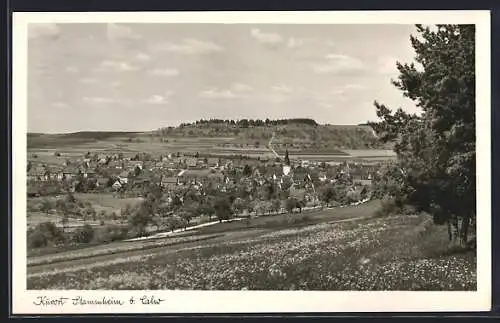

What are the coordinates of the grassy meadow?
(27, 201, 476, 291)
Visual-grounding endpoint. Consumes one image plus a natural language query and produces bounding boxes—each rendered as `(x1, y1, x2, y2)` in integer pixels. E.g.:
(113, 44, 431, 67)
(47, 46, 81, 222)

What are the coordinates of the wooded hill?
(153, 119, 386, 150)
(28, 119, 388, 150)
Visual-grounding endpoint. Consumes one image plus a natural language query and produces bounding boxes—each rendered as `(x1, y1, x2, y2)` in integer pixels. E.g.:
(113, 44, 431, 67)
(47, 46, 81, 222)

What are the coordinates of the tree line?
(177, 118, 318, 128)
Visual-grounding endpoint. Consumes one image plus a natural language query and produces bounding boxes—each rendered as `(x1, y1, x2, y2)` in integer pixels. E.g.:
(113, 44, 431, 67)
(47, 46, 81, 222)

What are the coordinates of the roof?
(207, 158, 219, 165)
(27, 167, 44, 176)
(134, 178, 151, 184)
(185, 158, 197, 166)
(62, 166, 78, 173)
(45, 165, 61, 173)
(178, 169, 213, 177)
(207, 172, 224, 179)
(354, 179, 373, 185)
(97, 177, 108, 184)
(161, 177, 177, 183)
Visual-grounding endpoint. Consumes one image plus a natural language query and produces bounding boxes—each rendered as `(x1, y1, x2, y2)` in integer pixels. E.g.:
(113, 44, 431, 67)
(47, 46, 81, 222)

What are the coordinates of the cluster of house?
(27, 151, 380, 198)
(27, 153, 219, 187)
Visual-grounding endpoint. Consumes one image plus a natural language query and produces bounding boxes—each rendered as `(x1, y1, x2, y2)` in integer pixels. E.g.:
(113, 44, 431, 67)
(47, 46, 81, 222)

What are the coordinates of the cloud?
(83, 97, 118, 104)
(250, 28, 283, 44)
(286, 37, 306, 49)
(271, 84, 293, 94)
(311, 53, 365, 74)
(199, 83, 253, 100)
(106, 23, 141, 41)
(65, 66, 79, 73)
(377, 56, 399, 75)
(95, 60, 138, 72)
(145, 93, 172, 105)
(268, 84, 301, 103)
(320, 85, 365, 103)
(80, 78, 99, 84)
(135, 52, 151, 62)
(286, 37, 322, 49)
(199, 88, 238, 99)
(344, 84, 367, 90)
(153, 39, 223, 55)
(28, 23, 60, 39)
(325, 40, 336, 48)
(52, 102, 69, 108)
(148, 68, 180, 77)
(231, 83, 253, 92)
(267, 85, 352, 106)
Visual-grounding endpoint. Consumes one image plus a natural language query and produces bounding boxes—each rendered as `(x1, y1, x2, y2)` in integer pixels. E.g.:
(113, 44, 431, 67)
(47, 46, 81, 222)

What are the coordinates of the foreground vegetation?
(368, 24, 476, 247)
(27, 210, 476, 290)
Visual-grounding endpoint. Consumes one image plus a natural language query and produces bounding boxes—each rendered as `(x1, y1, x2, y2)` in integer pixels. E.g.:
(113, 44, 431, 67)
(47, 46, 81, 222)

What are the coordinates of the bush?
(27, 229, 48, 248)
(72, 224, 95, 244)
(27, 222, 65, 249)
(104, 225, 129, 241)
(400, 204, 417, 215)
(375, 196, 406, 217)
(92, 225, 129, 243)
(92, 227, 112, 243)
(27, 202, 42, 212)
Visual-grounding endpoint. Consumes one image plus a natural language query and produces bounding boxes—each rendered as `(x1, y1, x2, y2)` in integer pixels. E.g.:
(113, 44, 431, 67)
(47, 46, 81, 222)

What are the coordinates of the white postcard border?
(12, 10, 491, 314)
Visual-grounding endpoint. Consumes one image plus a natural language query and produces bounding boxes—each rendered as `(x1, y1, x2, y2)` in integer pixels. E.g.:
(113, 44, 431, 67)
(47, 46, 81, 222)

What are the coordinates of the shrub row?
(27, 221, 139, 250)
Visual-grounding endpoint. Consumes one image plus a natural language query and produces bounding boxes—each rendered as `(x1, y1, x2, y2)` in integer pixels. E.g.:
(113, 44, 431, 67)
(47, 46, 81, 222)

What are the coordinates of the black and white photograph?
(12, 11, 491, 314)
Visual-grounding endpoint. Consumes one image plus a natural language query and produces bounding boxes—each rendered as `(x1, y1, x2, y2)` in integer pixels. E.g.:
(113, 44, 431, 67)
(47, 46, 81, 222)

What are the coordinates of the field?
(27, 124, 394, 163)
(72, 193, 143, 213)
(27, 212, 101, 229)
(27, 194, 143, 226)
(27, 136, 396, 163)
(27, 201, 476, 291)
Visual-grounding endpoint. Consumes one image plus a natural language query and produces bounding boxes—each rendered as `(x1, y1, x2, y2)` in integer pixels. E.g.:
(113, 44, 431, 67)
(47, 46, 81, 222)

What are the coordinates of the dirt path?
(27, 229, 267, 276)
(268, 132, 280, 159)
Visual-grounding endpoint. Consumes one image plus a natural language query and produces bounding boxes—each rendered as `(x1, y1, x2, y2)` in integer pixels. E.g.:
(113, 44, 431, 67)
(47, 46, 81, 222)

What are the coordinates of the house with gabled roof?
(112, 180, 122, 190)
(61, 165, 78, 180)
(95, 177, 109, 188)
(27, 165, 46, 182)
(185, 158, 197, 169)
(177, 169, 224, 186)
(43, 165, 62, 181)
(160, 176, 178, 189)
(82, 168, 97, 179)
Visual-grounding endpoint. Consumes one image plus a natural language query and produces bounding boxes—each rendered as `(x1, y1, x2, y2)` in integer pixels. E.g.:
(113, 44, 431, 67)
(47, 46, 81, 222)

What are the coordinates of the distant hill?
(27, 119, 390, 151)
(27, 131, 142, 148)
(153, 119, 387, 150)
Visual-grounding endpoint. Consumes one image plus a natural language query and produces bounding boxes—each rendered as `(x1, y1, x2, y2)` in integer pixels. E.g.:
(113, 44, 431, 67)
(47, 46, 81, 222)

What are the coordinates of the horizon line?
(28, 122, 375, 135)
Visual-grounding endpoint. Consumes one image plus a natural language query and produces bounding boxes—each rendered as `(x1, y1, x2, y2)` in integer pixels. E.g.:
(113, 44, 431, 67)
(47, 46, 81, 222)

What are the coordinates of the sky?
(28, 23, 420, 133)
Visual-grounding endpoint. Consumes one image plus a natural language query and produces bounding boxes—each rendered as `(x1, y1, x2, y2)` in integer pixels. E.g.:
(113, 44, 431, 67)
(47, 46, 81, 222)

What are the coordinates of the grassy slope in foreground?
(27, 201, 380, 267)
(28, 203, 476, 291)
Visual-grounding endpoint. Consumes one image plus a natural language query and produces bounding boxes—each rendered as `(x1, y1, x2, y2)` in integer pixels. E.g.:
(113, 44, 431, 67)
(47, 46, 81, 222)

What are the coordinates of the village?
(27, 149, 377, 202)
